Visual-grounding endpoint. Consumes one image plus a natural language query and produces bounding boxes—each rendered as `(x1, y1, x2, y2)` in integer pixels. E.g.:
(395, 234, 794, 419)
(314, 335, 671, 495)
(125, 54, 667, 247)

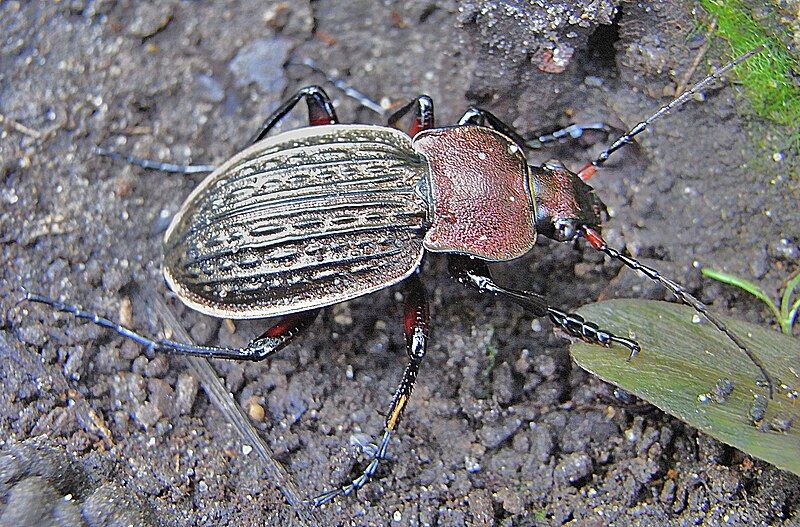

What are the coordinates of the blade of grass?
(780, 273, 800, 333)
(701, 268, 782, 322)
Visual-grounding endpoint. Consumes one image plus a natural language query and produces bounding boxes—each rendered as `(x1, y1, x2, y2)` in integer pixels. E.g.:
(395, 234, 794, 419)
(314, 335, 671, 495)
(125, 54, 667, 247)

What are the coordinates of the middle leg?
(459, 107, 613, 154)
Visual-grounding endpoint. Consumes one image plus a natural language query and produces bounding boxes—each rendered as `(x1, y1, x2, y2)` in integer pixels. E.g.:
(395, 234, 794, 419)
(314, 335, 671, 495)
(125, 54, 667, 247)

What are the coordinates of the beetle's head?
(527, 161, 607, 242)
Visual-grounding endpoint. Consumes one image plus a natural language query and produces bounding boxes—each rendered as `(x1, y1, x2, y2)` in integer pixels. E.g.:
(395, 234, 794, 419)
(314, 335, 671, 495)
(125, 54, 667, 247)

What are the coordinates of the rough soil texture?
(1, 1, 798, 526)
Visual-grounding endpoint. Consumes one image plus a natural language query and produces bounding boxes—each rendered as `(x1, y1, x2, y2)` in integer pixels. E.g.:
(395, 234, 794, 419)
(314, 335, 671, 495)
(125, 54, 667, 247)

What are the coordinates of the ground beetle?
(24, 48, 770, 506)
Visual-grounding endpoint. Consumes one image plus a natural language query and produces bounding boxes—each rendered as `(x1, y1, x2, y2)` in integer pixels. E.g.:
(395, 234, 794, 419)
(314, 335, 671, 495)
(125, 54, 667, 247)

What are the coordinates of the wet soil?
(1, 1, 799, 526)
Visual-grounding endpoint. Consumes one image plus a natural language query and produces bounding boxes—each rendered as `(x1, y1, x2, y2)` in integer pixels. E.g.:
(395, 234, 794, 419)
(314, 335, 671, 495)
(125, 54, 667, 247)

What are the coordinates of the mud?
(1, 1, 798, 526)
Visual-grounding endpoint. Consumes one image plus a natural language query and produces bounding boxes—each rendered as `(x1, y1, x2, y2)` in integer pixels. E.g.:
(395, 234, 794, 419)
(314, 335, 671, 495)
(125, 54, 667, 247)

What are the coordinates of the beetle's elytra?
(164, 124, 430, 319)
(24, 49, 771, 506)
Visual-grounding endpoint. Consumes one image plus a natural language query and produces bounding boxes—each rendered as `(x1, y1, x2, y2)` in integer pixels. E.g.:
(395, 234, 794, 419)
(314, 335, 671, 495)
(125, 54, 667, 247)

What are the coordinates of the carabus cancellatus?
(23, 48, 770, 506)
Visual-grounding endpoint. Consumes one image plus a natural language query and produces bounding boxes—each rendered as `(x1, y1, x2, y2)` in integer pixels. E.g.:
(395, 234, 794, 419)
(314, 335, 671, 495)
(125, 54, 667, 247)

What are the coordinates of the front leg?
(448, 255, 640, 358)
(388, 95, 434, 136)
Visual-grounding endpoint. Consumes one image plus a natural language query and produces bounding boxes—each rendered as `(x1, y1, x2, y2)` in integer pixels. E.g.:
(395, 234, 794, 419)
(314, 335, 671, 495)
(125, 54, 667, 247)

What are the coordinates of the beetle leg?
(524, 122, 612, 149)
(312, 273, 428, 506)
(460, 108, 613, 153)
(22, 291, 319, 361)
(448, 255, 641, 358)
(93, 147, 217, 174)
(458, 108, 529, 148)
(288, 56, 386, 116)
(387, 96, 434, 136)
(249, 85, 339, 145)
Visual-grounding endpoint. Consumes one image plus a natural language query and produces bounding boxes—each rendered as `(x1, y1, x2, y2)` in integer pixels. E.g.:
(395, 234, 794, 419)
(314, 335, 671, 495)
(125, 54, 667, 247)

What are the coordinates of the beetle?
(23, 48, 770, 506)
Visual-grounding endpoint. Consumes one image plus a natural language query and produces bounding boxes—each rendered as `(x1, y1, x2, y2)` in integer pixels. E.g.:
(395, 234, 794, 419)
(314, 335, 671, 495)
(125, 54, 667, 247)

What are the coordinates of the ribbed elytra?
(164, 124, 429, 320)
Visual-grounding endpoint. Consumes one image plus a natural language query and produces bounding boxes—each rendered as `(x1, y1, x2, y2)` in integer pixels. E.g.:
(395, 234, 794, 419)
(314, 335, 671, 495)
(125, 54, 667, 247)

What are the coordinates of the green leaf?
(570, 299, 800, 476)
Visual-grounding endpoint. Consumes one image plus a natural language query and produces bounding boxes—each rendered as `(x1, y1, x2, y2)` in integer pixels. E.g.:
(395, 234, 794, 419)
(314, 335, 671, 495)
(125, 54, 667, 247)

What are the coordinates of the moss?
(699, 0, 800, 148)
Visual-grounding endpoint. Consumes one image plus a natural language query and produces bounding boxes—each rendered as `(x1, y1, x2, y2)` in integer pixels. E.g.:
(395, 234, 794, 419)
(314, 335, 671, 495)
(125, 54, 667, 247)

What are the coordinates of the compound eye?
(554, 219, 577, 241)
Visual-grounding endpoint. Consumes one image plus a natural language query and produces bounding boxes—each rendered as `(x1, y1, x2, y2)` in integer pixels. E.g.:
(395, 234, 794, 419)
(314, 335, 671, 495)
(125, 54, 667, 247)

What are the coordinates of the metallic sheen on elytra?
(164, 125, 430, 319)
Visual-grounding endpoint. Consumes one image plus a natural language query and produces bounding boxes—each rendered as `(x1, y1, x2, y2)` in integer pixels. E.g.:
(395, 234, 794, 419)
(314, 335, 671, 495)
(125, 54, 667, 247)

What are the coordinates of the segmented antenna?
(578, 46, 764, 181)
(582, 228, 774, 397)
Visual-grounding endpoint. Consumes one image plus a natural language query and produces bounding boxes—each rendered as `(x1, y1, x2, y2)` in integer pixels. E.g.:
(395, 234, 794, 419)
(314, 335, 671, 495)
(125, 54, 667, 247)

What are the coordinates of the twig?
(0, 112, 43, 139)
(675, 19, 716, 95)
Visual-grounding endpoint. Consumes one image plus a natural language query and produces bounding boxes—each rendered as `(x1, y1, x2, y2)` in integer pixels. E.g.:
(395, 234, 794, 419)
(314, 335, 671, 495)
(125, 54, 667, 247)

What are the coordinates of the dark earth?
(1, 1, 799, 526)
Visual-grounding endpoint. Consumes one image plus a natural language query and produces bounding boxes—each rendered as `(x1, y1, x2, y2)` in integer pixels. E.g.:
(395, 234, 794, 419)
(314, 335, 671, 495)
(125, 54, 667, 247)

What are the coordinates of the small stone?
(143, 355, 169, 378)
(464, 456, 481, 473)
(332, 304, 354, 326)
(749, 394, 768, 424)
(133, 401, 162, 429)
(495, 487, 525, 515)
(81, 482, 157, 526)
(554, 453, 593, 485)
(175, 373, 199, 415)
(225, 365, 245, 393)
(230, 38, 292, 95)
(263, 2, 292, 30)
(131, 356, 148, 375)
(248, 401, 265, 422)
(128, 3, 173, 38)
(0, 476, 60, 526)
(477, 417, 522, 449)
(118, 296, 132, 327)
(189, 318, 215, 344)
(530, 423, 555, 463)
(147, 378, 174, 417)
(194, 73, 225, 104)
(584, 75, 603, 87)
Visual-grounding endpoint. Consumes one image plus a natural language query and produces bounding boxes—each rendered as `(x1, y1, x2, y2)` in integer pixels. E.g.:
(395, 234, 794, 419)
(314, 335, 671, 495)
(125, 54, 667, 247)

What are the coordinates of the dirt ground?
(1, 1, 799, 526)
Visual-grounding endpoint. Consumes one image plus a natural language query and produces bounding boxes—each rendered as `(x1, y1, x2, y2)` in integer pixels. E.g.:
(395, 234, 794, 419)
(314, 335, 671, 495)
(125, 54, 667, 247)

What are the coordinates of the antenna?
(578, 46, 764, 181)
(581, 227, 774, 397)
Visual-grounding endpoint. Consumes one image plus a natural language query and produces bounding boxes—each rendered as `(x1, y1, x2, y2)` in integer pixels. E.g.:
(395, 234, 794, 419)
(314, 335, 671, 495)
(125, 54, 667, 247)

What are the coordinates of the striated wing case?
(164, 124, 429, 319)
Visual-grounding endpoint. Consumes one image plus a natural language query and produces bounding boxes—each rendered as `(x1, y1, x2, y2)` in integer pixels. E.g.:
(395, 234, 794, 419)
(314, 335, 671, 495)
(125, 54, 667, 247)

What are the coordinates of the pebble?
(175, 373, 199, 415)
(554, 452, 593, 485)
(194, 73, 226, 103)
(142, 355, 169, 378)
(128, 3, 173, 38)
(81, 482, 157, 526)
(133, 401, 162, 429)
(0, 476, 83, 526)
(229, 38, 292, 95)
(248, 401, 265, 422)
(477, 417, 522, 450)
